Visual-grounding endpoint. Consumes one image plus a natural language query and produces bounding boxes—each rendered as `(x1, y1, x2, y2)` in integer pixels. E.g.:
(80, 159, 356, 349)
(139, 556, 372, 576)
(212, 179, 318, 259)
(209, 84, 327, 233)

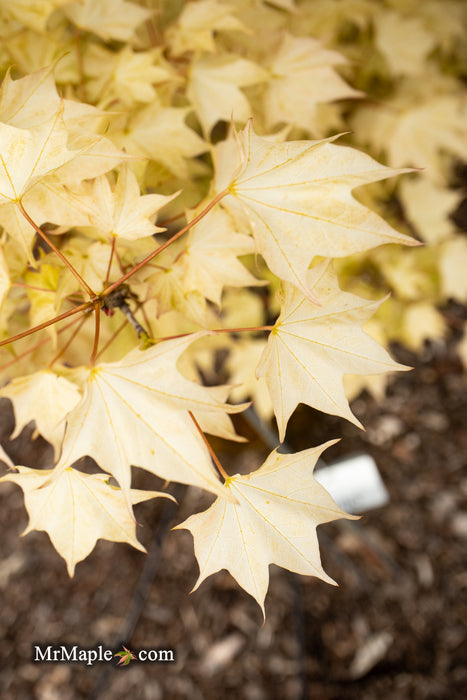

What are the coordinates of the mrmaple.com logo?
(33, 643, 175, 667)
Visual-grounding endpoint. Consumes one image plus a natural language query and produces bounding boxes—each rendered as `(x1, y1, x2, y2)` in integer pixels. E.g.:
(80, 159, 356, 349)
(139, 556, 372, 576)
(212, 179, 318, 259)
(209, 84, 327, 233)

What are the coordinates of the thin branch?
(105, 237, 116, 287)
(212, 325, 274, 335)
(95, 318, 129, 361)
(101, 189, 229, 299)
(158, 325, 274, 342)
(189, 411, 229, 481)
(18, 202, 96, 298)
(11, 282, 56, 293)
(158, 211, 186, 228)
(0, 316, 83, 373)
(47, 315, 88, 368)
(139, 302, 154, 339)
(0, 301, 91, 349)
(89, 301, 101, 367)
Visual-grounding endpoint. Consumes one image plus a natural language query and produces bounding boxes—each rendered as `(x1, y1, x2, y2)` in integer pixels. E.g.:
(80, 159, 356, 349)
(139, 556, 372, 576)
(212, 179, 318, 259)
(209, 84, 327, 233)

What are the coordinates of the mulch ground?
(0, 313, 466, 700)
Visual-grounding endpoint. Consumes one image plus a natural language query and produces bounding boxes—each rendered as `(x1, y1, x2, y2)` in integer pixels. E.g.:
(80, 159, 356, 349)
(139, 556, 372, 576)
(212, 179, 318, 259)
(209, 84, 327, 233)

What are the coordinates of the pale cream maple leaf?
(256, 261, 408, 440)
(351, 81, 467, 184)
(183, 207, 263, 306)
(63, 0, 152, 42)
(0, 67, 125, 256)
(439, 236, 467, 302)
(193, 385, 247, 443)
(399, 178, 462, 245)
(263, 34, 363, 132)
(418, 0, 466, 52)
(374, 10, 437, 77)
(83, 45, 178, 108)
(23, 263, 60, 345)
(0, 0, 69, 33)
(400, 302, 446, 351)
(371, 246, 439, 302)
(0, 106, 75, 205)
(0, 370, 81, 457)
(74, 165, 178, 241)
(1, 29, 76, 81)
(167, 0, 247, 55)
(187, 54, 268, 135)
(215, 120, 416, 302)
(176, 441, 355, 616)
(288, 0, 376, 41)
(226, 338, 273, 421)
(122, 103, 208, 179)
(144, 263, 212, 326)
(53, 334, 240, 512)
(0, 466, 174, 576)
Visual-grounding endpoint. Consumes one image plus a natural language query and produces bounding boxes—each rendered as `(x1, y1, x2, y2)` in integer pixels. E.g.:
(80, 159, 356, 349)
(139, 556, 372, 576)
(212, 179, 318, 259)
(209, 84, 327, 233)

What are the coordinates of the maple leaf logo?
(114, 646, 136, 666)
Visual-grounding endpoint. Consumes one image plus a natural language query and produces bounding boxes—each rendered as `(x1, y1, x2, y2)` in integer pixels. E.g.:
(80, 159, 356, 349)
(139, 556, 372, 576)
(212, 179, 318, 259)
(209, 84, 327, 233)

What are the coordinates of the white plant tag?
(315, 454, 389, 514)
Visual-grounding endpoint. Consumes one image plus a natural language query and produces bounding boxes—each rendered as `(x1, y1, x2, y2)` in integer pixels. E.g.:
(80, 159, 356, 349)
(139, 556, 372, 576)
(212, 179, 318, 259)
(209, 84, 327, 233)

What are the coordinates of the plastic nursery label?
(315, 454, 389, 514)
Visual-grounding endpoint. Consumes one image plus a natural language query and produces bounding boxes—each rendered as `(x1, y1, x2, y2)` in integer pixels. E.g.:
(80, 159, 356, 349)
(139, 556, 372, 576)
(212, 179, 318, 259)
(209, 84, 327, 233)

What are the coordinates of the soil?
(0, 314, 466, 700)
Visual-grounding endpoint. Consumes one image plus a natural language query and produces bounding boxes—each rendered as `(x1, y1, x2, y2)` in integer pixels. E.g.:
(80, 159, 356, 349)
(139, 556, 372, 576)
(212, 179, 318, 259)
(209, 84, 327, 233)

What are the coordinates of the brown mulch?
(0, 322, 466, 700)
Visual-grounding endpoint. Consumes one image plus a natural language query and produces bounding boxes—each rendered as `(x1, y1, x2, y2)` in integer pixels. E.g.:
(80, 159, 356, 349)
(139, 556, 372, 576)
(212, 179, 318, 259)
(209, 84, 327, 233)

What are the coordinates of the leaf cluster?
(0, 0, 464, 614)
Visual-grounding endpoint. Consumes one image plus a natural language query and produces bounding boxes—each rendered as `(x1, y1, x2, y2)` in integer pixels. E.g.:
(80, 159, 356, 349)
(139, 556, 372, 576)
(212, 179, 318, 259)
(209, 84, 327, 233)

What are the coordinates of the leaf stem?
(0, 315, 84, 373)
(95, 318, 129, 361)
(158, 325, 273, 342)
(17, 202, 96, 298)
(11, 282, 56, 293)
(0, 301, 92, 349)
(104, 237, 116, 287)
(101, 189, 229, 299)
(47, 315, 88, 368)
(189, 411, 229, 482)
(89, 301, 101, 367)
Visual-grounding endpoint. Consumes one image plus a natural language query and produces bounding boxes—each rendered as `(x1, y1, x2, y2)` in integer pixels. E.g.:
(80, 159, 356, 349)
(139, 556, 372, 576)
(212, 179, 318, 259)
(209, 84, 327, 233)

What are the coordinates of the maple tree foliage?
(0, 0, 464, 614)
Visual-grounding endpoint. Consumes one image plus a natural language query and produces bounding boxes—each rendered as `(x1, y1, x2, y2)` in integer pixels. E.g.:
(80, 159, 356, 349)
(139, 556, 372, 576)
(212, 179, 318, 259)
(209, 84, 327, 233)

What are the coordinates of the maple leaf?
(215, 121, 416, 302)
(122, 103, 208, 179)
(0, 0, 70, 32)
(226, 338, 273, 421)
(115, 646, 137, 666)
(63, 0, 153, 42)
(0, 370, 81, 457)
(0, 67, 125, 257)
(53, 334, 239, 512)
(399, 178, 462, 244)
(167, 0, 247, 55)
(176, 441, 355, 616)
(74, 165, 178, 241)
(374, 10, 437, 77)
(401, 302, 446, 351)
(351, 82, 467, 184)
(0, 466, 173, 576)
(263, 34, 363, 132)
(0, 105, 75, 205)
(84, 45, 178, 108)
(187, 54, 267, 135)
(440, 236, 467, 303)
(23, 263, 61, 344)
(256, 261, 408, 440)
(192, 384, 247, 443)
(183, 207, 263, 306)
